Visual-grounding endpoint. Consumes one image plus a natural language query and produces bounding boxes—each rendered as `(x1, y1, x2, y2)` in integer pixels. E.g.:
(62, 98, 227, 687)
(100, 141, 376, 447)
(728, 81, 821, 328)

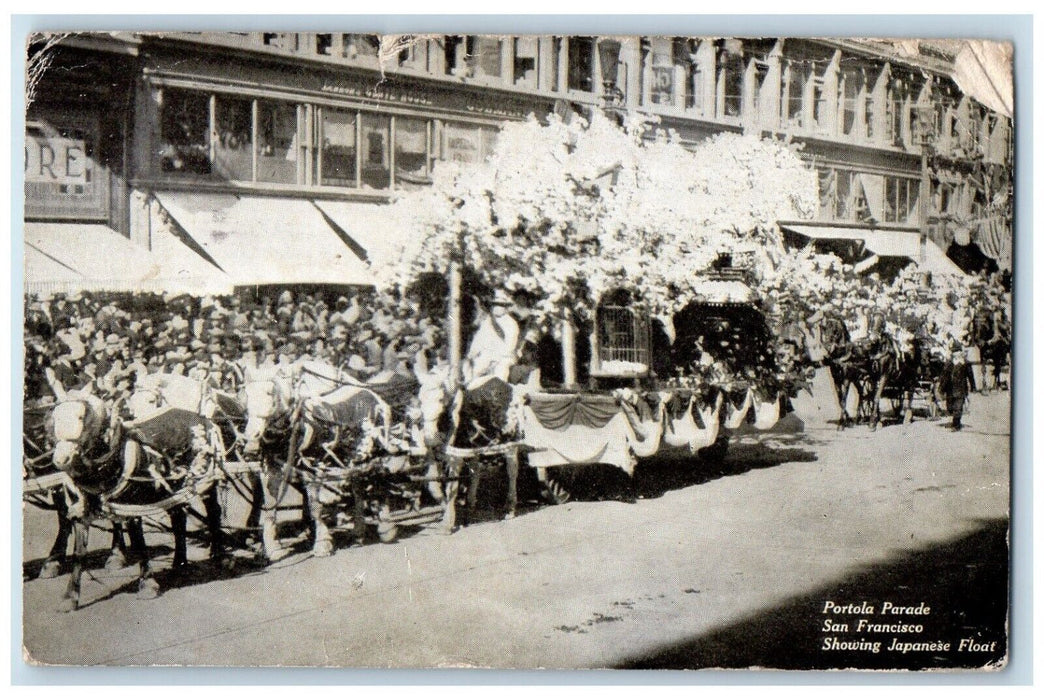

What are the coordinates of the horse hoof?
(313, 539, 334, 558)
(57, 597, 78, 613)
(259, 547, 288, 564)
(104, 552, 127, 572)
(215, 555, 236, 572)
(137, 578, 160, 600)
(503, 511, 516, 521)
(39, 560, 62, 579)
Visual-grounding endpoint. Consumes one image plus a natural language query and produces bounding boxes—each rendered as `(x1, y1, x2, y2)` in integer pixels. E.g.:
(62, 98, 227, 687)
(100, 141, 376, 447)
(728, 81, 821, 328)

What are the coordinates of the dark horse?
(857, 332, 927, 431)
(971, 309, 1010, 392)
(815, 315, 862, 429)
(49, 394, 228, 612)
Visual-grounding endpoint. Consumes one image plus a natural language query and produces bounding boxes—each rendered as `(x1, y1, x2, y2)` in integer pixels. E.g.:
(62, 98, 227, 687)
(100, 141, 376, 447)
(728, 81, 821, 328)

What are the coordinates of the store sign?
(443, 124, 482, 163)
(25, 130, 88, 185)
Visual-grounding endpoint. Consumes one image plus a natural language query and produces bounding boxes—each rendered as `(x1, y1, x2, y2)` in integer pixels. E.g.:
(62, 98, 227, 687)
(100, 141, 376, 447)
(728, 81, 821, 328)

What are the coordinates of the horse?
(856, 331, 923, 431)
(24, 400, 136, 580)
(48, 390, 228, 612)
(240, 359, 448, 556)
(239, 363, 303, 561)
(971, 309, 1010, 392)
(813, 314, 863, 430)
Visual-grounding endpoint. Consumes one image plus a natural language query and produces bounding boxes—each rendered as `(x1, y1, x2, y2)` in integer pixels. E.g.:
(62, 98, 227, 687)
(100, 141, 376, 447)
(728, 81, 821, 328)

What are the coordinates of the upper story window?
(159, 88, 211, 175)
(257, 100, 299, 184)
(648, 38, 695, 109)
(513, 37, 539, 89)
(567, 36, 596, 92)
(782, 60, 809, 129)
(883, 176, 919, 224)
(817, 167, 874, 223)
(441, 121, 498, 164)
(395, 116, 431, 185)
(214, 94, 253, 181)
(469, 36, 503, 79)
(841, 67, 865, 138)
(262, 32, 299, 52)
(319, 107, 357, 187)
(343, 34, 380, 60)
(717, 40, 744, 119)
(149, 84, 494, 193)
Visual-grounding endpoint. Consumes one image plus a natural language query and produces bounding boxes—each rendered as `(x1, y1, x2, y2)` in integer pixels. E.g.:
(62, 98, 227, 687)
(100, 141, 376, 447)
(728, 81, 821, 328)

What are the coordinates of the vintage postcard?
(20, 30, 1013, 671)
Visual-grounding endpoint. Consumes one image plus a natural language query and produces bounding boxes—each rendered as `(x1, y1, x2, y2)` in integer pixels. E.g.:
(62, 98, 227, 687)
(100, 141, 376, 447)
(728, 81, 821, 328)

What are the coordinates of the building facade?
(23, 32, 1014, 293)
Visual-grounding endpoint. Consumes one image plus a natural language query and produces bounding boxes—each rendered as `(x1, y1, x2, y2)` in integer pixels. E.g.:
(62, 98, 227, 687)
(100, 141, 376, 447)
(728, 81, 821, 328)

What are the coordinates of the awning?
(154, 192, 374, 287)
(22, 222, 230, 296)
(312, 199, 414, 271)
(782, 224, 966, 278)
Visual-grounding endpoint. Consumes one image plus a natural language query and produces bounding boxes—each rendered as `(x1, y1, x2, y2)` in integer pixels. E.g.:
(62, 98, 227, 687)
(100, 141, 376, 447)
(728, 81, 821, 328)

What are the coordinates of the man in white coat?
(463, 290, 519, 387)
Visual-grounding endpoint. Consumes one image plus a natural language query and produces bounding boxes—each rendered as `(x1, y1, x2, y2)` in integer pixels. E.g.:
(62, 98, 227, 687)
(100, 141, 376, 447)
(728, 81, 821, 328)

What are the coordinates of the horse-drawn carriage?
(25, 265, 796, 609)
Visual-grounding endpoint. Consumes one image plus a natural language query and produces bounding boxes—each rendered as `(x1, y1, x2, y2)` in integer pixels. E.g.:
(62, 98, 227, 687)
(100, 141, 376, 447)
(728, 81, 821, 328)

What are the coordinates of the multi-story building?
(23, 32, 1013, 294)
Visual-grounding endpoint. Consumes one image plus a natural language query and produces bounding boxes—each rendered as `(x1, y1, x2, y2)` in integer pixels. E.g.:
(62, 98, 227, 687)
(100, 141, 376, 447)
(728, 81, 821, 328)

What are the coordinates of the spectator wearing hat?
(939, 348, 974, 431)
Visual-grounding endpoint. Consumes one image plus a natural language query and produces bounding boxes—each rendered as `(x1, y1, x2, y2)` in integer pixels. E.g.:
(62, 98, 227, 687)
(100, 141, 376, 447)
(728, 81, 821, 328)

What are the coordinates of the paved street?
(22, 392, 1009, 670)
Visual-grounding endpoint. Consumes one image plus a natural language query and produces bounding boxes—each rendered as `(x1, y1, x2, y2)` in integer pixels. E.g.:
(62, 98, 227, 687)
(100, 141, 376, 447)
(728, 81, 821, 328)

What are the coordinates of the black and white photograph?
(18, 28, 1015, 671)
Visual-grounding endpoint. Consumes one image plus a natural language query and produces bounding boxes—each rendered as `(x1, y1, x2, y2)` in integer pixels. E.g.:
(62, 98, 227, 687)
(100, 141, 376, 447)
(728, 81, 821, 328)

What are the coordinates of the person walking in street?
(939, 347, 974, 431)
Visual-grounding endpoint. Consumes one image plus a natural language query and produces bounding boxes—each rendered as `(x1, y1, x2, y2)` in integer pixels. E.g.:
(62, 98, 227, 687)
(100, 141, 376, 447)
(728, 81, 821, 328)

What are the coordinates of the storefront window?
(159, 88, 211, 175)
(360, 113, 390, 190)
(214, 95, 253, 181)
(395, 117, 429, 184)
(257, 100, 298, 184)
(319, 108, 358, 187)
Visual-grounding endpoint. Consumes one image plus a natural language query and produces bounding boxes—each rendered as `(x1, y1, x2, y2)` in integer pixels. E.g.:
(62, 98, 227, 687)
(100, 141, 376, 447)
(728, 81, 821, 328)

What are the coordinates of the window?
(344, 34, 379, 60)
(150, 84, 449, 193)
(320, 108, 357, 188)
(469, 36, 503, 79)
(782, 61, 809, 128)
(213, 95, 253, 181)
(841, 68, 862, 136)
(884, 176, 918, 224)
(513, 37, 538, 88)
(811, 76, 828, 130)
(262, 33, 299, 52)
(395, 116, 429, 184)
(445, 36, 467, 76)
(360, 113, 390, 190)
(649, 37, 676, 106)
(257, 100, 298, 184)
(441, 121, 498, 164)
(159, 88, 211, 175)
(567, 37, 595, 92)
(718, 48, 744, 118)
(315, 33, 333, 56)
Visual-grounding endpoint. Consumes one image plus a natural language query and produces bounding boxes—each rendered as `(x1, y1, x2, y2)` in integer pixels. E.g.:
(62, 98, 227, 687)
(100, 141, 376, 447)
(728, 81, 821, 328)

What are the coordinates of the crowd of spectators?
(23, 288, 446, 405)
